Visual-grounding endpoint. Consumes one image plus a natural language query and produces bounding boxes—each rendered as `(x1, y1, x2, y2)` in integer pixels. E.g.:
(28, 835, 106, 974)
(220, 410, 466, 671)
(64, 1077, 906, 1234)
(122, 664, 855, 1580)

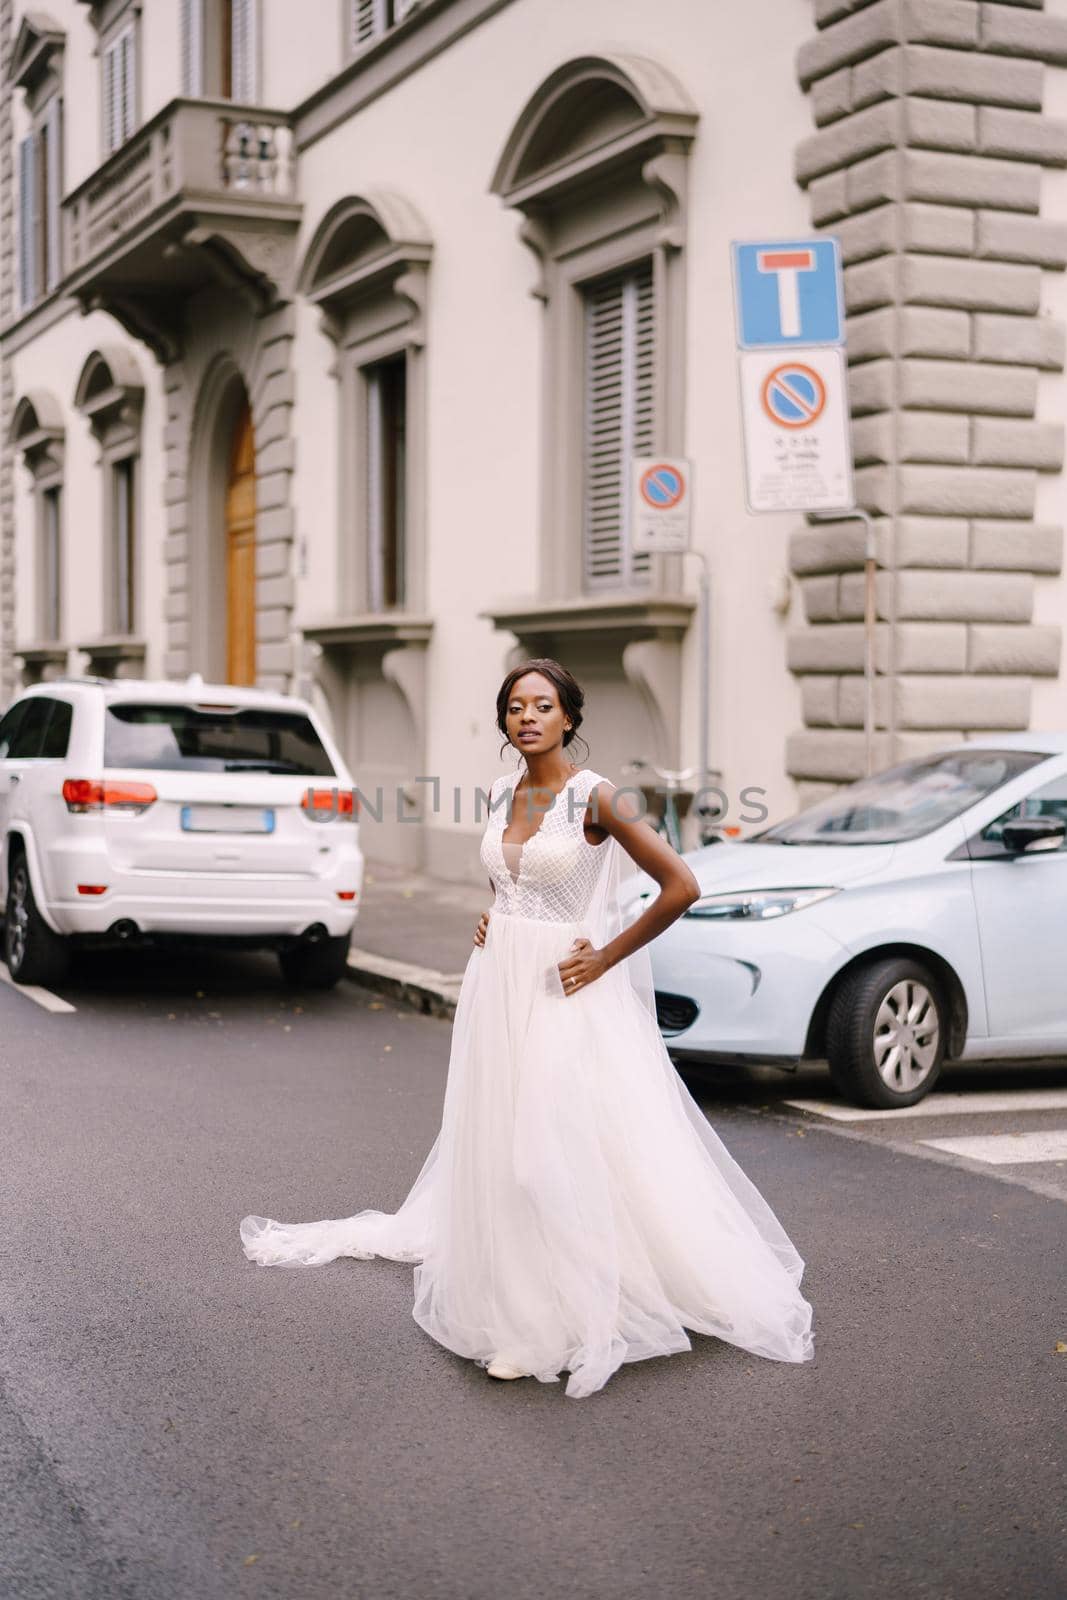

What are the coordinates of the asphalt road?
(1, 950, 1064, 1600)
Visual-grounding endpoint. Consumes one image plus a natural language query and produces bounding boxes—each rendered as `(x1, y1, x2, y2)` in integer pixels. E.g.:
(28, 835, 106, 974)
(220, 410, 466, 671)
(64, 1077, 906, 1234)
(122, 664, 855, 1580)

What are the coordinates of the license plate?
(180, 806, 275, 834)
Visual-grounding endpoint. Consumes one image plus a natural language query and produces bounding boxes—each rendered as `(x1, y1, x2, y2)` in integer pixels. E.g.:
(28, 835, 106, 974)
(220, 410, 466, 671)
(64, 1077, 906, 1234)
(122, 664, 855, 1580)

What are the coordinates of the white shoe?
(486, 1358, 526, 1380)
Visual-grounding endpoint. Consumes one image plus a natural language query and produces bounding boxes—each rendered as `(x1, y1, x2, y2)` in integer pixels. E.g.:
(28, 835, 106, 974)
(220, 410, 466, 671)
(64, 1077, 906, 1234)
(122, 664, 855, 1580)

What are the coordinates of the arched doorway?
(225, 401, 256, 685)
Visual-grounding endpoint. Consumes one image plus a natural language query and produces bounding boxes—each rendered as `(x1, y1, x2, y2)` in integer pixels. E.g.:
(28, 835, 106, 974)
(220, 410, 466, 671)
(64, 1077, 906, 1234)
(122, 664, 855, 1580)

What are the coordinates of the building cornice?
(10, 11, 64, 93)
(0, 289, 77, 355)
(303, 615, 434, 649)
(481, 594, 696, 641)
(293, 0, 518, 152)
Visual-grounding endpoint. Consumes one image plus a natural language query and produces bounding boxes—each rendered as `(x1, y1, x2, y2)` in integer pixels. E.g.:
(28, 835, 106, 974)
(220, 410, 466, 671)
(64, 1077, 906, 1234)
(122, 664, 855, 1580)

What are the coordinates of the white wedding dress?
(241, 765, 814, 1398)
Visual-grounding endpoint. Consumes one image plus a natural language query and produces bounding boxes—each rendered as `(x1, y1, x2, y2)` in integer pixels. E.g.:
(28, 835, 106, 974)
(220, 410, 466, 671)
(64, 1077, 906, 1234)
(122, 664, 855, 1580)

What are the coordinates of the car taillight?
(62, 779, 157, 815)
(301, 787, 356, 822)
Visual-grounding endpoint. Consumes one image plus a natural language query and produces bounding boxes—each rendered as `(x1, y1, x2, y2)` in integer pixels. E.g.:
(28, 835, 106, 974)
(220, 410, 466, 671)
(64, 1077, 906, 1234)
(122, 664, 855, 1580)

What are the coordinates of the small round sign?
(760, 362, 827, 430)
(639, 463, 686, 510)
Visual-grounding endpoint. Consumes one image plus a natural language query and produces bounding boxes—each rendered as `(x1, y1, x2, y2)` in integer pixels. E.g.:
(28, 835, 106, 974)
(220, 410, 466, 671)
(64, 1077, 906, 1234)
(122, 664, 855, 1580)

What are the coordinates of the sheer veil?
(583, 802, 657, 1022)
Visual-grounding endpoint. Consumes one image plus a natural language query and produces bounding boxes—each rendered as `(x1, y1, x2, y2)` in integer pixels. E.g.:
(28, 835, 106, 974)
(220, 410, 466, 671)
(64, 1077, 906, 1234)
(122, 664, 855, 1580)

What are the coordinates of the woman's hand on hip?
(556, 937, 610, 996)
(473, 910, 490, 948)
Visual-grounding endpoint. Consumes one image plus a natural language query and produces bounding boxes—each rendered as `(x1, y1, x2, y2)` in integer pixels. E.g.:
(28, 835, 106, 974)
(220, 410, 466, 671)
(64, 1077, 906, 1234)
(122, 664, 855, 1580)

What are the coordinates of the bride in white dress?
(241, 659, 814, 1398)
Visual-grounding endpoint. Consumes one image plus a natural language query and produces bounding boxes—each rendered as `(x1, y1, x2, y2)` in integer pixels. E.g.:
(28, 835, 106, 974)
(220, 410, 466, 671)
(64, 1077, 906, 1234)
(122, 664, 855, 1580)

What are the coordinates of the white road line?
(919, 1130, 1067, 1166)
(0, 964, 76, 1014)
(785, 1088, 1067, 1122)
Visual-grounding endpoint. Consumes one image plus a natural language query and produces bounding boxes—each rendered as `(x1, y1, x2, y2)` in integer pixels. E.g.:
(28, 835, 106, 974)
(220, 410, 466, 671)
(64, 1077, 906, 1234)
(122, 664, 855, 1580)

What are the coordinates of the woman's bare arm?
(557, 781, 700, 986)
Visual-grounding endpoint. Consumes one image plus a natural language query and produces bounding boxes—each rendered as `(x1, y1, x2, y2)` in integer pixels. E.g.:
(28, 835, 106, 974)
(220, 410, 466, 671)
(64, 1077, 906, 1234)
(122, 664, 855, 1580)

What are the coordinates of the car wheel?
(826, 957, 946, 1108)
(278, 934, 351, 991)
(4, 852, 70, 988)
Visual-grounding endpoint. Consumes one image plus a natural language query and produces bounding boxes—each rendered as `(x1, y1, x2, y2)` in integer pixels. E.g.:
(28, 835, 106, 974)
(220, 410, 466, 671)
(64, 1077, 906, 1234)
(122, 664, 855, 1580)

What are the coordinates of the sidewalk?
(344, 857, 490, 1018)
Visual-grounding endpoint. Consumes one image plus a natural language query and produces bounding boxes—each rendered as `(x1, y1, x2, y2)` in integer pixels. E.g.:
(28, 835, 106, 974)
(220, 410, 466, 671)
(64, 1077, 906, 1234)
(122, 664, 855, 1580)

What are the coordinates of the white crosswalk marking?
(784, 1088, 1067, 1123)
(920, 1131, 1067, 1166)
(785, 1085, 1067, 1177)
(0, 964, 76, 1013)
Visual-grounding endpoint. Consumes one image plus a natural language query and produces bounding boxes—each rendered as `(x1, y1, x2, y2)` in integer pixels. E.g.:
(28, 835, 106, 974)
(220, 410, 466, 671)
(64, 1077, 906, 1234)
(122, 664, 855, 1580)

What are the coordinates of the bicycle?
(621, 760, 731, 851)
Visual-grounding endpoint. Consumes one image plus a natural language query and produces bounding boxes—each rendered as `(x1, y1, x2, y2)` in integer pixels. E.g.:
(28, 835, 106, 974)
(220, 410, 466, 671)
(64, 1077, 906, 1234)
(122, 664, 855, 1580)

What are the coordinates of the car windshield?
(751, 749, 1049, 846)
(105, 704, 336, 776)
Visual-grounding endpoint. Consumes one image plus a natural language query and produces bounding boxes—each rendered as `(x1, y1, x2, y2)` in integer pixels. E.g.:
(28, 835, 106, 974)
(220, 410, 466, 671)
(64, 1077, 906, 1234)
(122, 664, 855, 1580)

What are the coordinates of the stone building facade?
(1, 0, 1066, 883)
(791, 0, 1067, 784)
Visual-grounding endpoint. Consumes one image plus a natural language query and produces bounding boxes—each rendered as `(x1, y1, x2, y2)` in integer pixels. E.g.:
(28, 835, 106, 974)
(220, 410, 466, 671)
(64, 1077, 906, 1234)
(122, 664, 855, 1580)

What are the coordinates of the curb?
(345, 947, 462, 1020)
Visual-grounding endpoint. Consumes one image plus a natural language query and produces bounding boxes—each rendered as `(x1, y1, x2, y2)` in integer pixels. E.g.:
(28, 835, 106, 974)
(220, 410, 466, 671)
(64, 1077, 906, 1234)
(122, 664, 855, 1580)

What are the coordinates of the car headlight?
(685, 887, 840, 921)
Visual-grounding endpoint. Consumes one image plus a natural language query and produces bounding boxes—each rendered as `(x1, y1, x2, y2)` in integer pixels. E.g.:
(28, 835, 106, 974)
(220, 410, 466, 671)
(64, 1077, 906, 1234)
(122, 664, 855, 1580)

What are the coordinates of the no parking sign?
(737, 346, 852, 513)
(631, 457, 692, 552)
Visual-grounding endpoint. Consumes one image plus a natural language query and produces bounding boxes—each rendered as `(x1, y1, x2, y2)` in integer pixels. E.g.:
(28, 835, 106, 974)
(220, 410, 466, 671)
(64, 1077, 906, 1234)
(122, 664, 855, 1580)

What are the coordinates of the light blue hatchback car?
(624, 735, 1067, 1108)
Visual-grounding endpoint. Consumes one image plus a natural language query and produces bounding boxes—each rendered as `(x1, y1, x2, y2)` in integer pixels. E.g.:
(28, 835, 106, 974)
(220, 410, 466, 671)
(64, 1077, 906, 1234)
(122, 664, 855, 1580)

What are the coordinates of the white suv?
(0, 678, 364, 990)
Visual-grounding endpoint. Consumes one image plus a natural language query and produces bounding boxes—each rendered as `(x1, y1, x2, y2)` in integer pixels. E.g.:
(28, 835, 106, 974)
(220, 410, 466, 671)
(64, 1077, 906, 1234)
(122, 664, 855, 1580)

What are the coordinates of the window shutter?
(352, 0, 390, 48)
(103, 38, 116, 151)
(103, 29, 135, 151)
(231, 0, 258, 102)
(366, 368, 384, 612)
(114, 460, 135, 635)
(582, 263, 654, 589)
(18, 135, 37, 307)
(45, 98, 62, 293)
(120, 27, 136, 141)
(43, 487, 62, 641)
(181, 0, 204, 95)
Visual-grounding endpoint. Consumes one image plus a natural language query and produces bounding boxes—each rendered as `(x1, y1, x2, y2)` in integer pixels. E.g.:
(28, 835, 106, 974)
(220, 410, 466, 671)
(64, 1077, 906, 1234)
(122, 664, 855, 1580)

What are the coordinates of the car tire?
(826, 957, 946, 1109)
(278, 934, 351, 991)
(3, 851, 70, 988)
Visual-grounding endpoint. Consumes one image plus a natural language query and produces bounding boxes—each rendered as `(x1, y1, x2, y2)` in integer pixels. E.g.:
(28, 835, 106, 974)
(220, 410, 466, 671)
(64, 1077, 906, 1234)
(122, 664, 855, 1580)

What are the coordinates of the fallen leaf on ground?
(1055, 1341, 1067, 1354)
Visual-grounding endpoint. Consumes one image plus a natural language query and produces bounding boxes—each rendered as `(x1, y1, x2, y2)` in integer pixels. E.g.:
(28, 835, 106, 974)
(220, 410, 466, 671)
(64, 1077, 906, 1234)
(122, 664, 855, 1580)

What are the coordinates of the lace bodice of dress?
(480, 767, 609, 923)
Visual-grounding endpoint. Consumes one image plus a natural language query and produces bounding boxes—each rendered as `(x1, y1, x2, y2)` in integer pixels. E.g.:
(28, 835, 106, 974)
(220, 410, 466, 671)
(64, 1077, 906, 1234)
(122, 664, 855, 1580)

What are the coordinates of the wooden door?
(225, 402, 256, 686)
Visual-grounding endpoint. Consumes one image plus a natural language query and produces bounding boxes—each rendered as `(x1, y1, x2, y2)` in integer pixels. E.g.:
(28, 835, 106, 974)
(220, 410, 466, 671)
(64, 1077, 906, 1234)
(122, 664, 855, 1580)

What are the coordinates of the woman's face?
(505, 672, 571, 758)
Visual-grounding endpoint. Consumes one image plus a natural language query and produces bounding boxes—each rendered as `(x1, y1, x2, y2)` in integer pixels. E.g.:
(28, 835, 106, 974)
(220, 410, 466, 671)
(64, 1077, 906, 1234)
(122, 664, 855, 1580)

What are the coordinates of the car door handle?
(9, 774, 19, 784)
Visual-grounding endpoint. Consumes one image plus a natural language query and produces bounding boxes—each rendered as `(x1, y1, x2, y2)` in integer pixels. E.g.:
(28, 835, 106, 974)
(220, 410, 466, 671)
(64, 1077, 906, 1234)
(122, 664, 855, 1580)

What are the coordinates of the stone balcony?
(61, 98, 302, 362)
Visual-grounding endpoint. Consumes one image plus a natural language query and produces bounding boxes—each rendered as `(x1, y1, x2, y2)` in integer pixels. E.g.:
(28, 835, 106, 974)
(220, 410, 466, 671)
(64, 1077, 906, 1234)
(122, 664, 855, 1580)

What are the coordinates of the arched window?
(11, 12, 65, 308)
(296, 193, 435, 871)
(299, 191, 431, 619)
(490, 54, 697, 601)
(10, 391, 65, 673)
(74, 347, 145, 671)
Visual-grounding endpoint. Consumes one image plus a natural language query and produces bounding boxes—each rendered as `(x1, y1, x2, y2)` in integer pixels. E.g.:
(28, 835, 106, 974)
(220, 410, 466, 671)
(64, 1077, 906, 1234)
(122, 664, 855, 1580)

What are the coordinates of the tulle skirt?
(240, 909, 814, 1398)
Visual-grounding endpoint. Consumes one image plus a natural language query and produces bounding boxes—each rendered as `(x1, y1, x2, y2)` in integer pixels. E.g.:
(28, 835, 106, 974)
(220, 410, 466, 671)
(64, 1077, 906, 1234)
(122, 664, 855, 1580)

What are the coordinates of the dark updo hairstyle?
(495, 657, 590, 764)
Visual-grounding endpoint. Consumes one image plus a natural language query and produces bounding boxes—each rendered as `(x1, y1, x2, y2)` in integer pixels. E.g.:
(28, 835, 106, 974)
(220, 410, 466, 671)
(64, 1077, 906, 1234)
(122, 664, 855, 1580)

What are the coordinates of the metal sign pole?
(808, 508, 877, 776)
(629, 458, 720, 842)
(630, 456, 710, 789)
(686, 548, 711, 788)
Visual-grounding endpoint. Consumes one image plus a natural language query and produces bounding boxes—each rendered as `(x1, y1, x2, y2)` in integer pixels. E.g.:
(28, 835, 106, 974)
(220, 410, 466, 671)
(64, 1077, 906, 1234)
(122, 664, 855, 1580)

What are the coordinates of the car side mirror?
(1000, 817, 1067, 855)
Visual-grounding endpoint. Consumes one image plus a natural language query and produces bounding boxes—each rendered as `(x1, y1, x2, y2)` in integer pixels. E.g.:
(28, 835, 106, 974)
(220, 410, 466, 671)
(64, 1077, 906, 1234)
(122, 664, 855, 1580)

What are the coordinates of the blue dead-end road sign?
(732, 237, 844, 349)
